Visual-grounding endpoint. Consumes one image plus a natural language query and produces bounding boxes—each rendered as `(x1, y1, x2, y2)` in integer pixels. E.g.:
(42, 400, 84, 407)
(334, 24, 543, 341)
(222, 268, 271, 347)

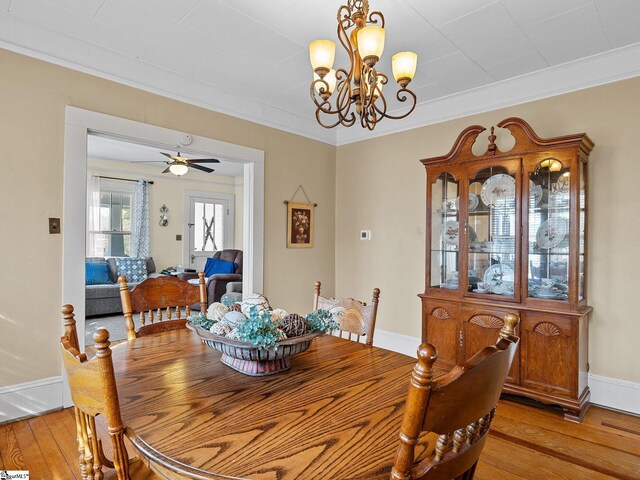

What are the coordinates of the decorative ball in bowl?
(187, 299, 338, 376)
(186, 321, 321, 376)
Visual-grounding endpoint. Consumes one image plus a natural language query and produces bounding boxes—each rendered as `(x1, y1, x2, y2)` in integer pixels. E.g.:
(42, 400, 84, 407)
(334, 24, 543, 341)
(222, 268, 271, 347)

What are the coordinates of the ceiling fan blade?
(186, 158, 221, 164)
(130, 160, 168, 163)
(189, 163, 215, 173)
(162, 166, 172, 173)
(160, 152, 175, 160)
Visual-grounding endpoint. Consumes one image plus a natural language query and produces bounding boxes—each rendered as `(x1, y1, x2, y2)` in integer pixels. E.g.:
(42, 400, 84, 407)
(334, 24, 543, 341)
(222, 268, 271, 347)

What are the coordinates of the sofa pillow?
(115, 257, 148, 283)
(86, 261, 111, 285)
(204, 258, 236, 277)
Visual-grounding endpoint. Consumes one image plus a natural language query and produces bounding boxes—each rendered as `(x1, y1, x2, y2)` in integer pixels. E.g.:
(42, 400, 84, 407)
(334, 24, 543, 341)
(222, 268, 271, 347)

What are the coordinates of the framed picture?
(286, 201, 314, 248)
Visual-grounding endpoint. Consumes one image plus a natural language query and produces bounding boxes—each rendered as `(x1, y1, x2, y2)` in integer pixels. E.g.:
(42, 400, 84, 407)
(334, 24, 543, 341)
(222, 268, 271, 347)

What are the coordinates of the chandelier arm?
(340, 112, 357, 127)
(373, 87, 418, 120)
(310, 79, 331, 107)
(365, 87, 386, 128)
(338, 5, 354, 31)
(315, 108, 347, 129)
(367, 10, 385, 27)
(322, 68, 353, 116)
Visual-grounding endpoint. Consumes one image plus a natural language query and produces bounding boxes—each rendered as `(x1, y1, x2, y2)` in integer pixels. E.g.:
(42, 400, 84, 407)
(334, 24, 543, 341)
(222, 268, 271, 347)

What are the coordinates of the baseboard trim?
(374, 329, 421, 358)
(588, 373, 640, 415)
(0, 376, 63, 423)
(373, 329, 640, 416)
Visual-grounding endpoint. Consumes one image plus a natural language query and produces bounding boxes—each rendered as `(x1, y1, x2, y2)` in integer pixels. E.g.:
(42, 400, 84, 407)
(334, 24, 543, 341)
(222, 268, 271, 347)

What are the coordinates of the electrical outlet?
(49, 218, 61, 234)
(360, 230, 371, 241)
(176, 234, 182, 241)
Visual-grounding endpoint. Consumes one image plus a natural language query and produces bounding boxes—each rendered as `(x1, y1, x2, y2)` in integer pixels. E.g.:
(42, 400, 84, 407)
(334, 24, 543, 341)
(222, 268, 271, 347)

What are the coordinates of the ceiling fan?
(159, 152, 221, 176)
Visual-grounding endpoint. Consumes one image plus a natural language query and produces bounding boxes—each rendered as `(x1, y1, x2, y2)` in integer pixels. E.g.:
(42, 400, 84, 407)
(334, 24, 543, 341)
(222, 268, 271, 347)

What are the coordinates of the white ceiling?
(88, 134, 245, 177)
(2, 0, 640, 145)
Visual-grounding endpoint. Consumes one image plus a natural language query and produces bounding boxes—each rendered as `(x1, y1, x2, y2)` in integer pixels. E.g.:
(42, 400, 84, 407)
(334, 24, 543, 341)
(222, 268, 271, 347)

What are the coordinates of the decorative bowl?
(186, 321, 321, 376)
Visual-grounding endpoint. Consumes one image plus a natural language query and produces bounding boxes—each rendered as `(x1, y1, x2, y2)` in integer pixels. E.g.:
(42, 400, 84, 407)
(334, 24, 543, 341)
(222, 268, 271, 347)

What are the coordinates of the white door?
(185, 194, 234, 270)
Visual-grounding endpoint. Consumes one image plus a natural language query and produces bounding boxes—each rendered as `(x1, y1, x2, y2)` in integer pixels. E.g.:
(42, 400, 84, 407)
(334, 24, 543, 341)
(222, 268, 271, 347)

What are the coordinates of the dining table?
(110, 328, 429, 480)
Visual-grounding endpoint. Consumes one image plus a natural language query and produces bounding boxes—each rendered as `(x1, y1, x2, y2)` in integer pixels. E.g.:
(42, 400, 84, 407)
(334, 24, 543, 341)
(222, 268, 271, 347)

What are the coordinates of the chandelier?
(308, 0, 418, 130)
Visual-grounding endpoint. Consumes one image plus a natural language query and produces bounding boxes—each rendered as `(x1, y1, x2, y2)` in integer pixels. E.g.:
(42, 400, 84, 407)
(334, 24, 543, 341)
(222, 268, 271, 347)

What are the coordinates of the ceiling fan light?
(392, 51, 417, 87)
(169, 163, 188, 176)
(309, 39, 336, 77)
(357, 26, 385, 67)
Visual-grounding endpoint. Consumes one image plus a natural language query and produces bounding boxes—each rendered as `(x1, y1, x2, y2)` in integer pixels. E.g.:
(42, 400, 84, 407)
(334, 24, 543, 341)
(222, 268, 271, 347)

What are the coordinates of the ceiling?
(2, 0, 640, 145)
(88, 134, 245, 177)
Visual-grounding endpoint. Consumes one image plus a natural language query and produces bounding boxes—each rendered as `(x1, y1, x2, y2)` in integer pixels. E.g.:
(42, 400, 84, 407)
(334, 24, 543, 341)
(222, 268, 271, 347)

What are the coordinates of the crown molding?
(336, 42, 640, 145)
(2, 11, 640, 148)
(0, 12, 336, 145)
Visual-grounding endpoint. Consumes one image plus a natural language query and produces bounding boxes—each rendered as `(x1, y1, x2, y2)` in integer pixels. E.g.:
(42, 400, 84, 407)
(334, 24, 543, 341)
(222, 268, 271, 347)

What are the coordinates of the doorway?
(63, 106, 264, 361)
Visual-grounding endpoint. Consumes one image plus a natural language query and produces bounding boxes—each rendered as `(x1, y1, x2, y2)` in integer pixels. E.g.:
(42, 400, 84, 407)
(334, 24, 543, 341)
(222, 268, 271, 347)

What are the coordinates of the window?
(88, 189, 133, 257)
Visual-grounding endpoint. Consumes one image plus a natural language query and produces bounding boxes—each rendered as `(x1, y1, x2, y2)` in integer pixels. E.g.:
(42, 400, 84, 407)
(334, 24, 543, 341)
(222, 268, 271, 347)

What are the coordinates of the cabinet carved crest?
(469, 314, 504, 329)
(533, 322, 562, 337)
(431, 307, 450, 320)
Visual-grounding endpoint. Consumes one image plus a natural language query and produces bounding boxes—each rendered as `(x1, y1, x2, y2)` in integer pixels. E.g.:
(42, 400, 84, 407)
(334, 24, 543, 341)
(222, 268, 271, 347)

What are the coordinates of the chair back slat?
(128, 275, 202, 311)
(391, 313, 520, 480)
(61, 346, 104, 416)
(313, 281, 380, 345)
(119, 273, 206, 340)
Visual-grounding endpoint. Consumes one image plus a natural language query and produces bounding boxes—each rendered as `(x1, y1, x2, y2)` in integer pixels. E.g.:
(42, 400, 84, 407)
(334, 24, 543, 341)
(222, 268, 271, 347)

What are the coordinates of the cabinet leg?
(563, 399, 590, 423)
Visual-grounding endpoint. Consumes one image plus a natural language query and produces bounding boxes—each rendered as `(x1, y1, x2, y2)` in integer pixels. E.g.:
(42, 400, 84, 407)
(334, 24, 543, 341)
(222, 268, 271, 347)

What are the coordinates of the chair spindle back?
(119, 273, 206, 340)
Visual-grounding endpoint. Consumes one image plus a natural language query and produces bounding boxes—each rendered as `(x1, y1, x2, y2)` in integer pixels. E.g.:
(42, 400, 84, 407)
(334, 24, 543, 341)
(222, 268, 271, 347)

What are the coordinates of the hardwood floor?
(1, 400, 639, 479)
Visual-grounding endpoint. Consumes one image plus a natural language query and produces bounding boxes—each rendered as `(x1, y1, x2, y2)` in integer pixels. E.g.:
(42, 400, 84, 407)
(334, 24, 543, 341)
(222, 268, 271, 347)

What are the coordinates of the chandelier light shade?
(309, 39, 336, 77)
(169, 163, 188, 176)
(314, 69, 337, 99)
(309, 0, 418, 130)
(356, 26, 385, 66)
(392, 51, 418, 87)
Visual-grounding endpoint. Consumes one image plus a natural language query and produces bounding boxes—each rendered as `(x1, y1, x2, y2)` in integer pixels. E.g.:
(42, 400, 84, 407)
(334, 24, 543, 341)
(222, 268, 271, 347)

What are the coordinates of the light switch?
(49, 218, 61, 234)
(360, 230, 371, 241)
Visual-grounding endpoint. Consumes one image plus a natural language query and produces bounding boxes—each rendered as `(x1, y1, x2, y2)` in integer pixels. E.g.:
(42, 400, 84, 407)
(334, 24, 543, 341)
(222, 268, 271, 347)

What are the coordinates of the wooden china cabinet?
(420, 117, 593, 422)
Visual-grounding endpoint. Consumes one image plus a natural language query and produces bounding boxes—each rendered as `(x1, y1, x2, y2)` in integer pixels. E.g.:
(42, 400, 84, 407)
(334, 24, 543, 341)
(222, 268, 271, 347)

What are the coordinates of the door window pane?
(193, 201, 225, 253)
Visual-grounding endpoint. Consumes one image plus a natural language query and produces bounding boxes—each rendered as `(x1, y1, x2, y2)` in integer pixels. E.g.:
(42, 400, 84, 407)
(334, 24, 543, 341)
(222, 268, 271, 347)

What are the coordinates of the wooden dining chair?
(391, 313, 520, 480)
(60, 304, 159, 480)
(313, 280, 380, 345)
(119, 273, 206, 341)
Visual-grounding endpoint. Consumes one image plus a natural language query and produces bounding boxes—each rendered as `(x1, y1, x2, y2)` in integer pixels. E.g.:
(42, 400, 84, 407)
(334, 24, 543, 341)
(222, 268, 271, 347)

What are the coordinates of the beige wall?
(0, 48, 336, 387)
(336, 76, 640, 384)
(2, 44, 639, 389)
(87, 157, 242, 269)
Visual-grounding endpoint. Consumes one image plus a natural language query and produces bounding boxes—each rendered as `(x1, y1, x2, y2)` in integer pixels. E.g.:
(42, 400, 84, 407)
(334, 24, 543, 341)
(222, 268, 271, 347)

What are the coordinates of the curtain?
(131, 180, 150, 258)
(86, 173, 101, 256)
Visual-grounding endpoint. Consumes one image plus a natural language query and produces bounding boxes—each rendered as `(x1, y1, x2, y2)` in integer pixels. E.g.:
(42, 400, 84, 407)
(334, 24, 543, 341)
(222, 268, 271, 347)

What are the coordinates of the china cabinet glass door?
(527, 158, 571, 302)
(431, 172, 460, 289)
(466, 166, 517, 297)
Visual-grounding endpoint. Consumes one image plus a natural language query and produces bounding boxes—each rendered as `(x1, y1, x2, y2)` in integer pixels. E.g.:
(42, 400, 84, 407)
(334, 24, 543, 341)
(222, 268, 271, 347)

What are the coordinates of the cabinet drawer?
(460, 306, 520, 384)
(521, 313, 577, 397)
(422, 300, 460, 371)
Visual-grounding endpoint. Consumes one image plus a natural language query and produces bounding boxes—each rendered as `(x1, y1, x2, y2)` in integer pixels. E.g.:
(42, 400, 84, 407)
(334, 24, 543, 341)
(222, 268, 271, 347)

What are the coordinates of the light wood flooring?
(1, 399, 639, 479)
